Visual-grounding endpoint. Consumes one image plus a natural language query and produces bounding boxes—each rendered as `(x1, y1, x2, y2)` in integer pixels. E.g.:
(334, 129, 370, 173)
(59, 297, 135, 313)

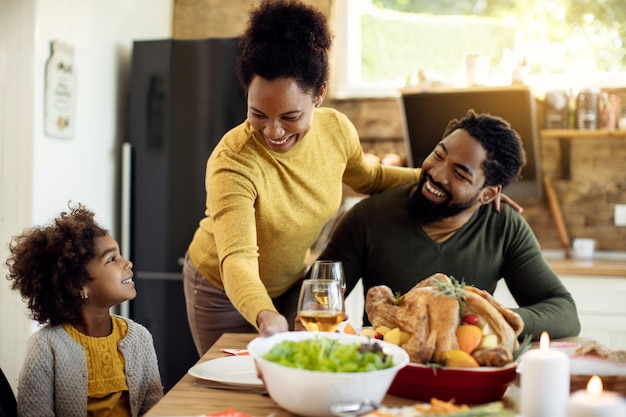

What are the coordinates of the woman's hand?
(257, 310, 288, 336)
(494, 193, 524, 213)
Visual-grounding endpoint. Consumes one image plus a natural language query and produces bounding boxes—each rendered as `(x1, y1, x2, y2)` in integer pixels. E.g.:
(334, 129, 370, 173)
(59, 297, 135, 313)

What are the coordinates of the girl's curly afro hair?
(5, 203, 108, 326)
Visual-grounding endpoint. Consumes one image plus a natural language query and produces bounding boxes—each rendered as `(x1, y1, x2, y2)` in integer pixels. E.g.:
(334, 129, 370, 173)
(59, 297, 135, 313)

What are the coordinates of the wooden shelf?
(538, 129, 626, 181)
(540, 129, 626, 139)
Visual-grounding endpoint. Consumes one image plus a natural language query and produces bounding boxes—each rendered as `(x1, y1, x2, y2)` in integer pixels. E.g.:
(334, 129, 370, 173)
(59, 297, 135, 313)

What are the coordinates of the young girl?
(5, 203, 163, 417)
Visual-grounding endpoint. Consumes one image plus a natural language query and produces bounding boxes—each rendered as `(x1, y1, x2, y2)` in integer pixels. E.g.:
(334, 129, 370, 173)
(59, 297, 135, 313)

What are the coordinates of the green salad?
(262, 336, 393, 372)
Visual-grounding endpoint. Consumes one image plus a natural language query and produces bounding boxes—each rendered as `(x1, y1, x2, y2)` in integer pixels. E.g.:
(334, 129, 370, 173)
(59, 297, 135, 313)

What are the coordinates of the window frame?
(331, 0, 403, 99)
(330, 0, 626, 100)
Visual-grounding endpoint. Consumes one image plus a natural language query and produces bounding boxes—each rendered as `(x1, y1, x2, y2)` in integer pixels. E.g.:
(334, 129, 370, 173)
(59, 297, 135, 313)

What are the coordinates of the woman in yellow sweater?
(183, 0, 516, 355)
(183, 0, 421, 355)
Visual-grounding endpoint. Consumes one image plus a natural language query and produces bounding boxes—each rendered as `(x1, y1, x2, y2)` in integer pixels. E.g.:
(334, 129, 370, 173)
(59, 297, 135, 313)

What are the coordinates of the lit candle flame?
(539, 331, 550, 351)
(587, 375, 604, 396)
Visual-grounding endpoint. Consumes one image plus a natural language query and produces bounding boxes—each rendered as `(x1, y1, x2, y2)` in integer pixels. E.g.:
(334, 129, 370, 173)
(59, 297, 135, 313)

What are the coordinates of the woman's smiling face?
(247, 76, 325, 153)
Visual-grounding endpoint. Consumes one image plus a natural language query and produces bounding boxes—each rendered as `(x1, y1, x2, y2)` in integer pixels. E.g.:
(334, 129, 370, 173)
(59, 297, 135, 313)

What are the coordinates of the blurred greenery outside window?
(331, 0, 626, 98)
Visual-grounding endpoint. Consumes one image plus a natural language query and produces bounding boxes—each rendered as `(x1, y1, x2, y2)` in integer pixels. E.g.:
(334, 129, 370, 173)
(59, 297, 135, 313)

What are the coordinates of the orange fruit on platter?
(441, 349, 480, 368)
(455, 324, 483, 354)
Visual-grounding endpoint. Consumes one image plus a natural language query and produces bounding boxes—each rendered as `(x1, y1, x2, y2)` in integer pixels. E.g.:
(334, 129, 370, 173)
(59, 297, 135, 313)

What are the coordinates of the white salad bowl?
(247, 331, 409, 417)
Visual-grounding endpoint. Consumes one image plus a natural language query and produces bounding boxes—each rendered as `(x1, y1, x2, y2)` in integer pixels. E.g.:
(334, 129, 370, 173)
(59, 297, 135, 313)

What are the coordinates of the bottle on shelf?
(576, 87, 600, 130)
(544, 90, 569, 129)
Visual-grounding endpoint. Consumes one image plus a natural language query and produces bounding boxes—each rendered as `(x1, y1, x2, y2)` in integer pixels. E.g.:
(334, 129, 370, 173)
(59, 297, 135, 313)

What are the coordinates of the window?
(331, 0, 626, 98)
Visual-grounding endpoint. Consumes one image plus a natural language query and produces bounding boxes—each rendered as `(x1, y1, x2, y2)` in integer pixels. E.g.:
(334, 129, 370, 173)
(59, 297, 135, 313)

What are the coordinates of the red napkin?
(204, 410, 252, 417)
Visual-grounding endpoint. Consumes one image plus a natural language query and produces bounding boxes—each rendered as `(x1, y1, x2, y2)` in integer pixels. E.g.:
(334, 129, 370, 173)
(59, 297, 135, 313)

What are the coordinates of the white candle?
(520, 332, 570, 417)
(567, 375, 626, 417)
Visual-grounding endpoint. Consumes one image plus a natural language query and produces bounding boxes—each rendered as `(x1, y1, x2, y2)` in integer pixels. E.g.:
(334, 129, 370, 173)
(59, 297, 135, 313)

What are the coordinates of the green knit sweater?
(318, 184, 581, 341)
(188, 107, 420, 326)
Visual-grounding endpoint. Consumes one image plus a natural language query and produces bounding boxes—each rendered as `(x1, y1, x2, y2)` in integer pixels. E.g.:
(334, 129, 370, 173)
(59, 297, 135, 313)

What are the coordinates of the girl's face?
(83, 234, 136, 308)
(247, 76, 326, 153)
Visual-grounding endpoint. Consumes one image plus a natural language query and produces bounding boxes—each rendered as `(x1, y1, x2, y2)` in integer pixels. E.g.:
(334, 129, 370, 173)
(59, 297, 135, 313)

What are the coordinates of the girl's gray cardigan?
(17, 315, 163, 417)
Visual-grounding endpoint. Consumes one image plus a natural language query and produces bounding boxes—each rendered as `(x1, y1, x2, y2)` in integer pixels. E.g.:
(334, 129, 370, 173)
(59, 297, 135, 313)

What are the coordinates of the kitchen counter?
(494, 251, 626, 349)
(542, 250, 626, 278)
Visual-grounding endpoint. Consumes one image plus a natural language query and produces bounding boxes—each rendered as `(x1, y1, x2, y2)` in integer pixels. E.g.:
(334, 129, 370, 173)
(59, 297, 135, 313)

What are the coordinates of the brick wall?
(172, 0, 331, 38)
(540, 133, 626, 250)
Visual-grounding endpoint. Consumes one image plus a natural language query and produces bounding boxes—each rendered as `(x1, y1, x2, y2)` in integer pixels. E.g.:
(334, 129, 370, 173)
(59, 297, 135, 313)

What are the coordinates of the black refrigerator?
(122, 38, 247, 391)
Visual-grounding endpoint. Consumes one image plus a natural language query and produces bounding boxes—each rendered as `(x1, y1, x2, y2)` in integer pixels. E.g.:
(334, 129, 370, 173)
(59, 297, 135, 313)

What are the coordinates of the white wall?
(31, 0, 173, 225)
(0, 0, 173, 391)
(0, 0, 37, 394)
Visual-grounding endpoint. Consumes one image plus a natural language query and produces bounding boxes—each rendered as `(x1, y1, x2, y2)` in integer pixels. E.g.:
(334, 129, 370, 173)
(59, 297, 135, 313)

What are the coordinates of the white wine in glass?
(310, 260, 346, 297)
(298, 279, 344, 332)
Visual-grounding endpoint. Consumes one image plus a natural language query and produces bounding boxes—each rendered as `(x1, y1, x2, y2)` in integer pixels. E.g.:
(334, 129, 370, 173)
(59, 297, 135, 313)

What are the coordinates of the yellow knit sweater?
(63, 316, 129, 415)
(188, 107, 420, 326)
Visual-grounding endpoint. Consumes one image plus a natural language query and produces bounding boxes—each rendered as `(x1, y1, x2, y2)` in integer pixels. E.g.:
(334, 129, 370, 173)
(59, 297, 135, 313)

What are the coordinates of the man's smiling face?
(408, 128, 489, 224)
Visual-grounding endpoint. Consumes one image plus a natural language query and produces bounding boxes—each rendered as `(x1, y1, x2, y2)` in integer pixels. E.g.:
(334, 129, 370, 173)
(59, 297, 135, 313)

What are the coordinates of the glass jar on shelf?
(576, 87, 600, 130)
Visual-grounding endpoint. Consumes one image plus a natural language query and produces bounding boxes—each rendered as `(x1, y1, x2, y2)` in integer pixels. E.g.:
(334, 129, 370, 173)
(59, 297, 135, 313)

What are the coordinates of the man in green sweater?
(316, 110, 580, 341)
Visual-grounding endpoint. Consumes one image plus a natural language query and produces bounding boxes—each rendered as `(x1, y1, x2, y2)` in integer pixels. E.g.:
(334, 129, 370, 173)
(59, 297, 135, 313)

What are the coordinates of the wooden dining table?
(144, 333, 592, 416)
(146, 332, 421, 416)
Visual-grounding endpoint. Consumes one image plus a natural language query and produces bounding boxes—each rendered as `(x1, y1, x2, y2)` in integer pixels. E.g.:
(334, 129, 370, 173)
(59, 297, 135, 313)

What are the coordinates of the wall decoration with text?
(44, 40, 75, 139)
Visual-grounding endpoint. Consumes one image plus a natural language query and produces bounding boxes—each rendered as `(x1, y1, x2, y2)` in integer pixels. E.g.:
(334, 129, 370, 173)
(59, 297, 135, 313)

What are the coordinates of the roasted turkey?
(365, 273, 524, 364)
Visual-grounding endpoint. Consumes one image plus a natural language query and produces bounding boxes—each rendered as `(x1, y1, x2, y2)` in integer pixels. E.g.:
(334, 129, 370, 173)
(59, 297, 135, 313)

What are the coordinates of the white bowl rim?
(247, 331, 410, 374)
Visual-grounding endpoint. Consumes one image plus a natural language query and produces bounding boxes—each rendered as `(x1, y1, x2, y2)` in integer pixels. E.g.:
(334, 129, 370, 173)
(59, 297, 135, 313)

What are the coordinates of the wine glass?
(310, 260, 346, 298)
(297, 279, 344, 332)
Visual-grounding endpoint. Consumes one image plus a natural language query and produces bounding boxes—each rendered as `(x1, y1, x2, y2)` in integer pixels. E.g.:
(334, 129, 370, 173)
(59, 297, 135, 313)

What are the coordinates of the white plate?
(188, 356, 264, 388)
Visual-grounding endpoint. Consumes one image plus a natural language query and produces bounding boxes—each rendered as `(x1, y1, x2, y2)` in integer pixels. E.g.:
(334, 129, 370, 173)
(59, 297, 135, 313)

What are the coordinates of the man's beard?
(407, 175, 480, 225)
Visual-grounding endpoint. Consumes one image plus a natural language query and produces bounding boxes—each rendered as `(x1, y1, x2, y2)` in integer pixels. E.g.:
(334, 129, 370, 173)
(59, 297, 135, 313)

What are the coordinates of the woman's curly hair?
(442, 110, 527, 189)
(236, 0, 332, 96)
(5, 203, 108, 326)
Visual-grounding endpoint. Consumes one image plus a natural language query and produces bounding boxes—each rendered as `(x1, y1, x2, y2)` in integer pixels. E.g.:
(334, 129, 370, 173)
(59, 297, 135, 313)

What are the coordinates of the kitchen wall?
(174, 0, 626, 252)
(0, 0, 173, 390)
(0, 0, 36, 393)
(172, 0, 332, 38)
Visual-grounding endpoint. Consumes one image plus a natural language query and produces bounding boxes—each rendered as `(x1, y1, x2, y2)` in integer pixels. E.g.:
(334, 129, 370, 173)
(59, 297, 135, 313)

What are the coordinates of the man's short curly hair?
(236, 0, 332, 96)
(5, 203, 108, 326)
(442, 110, 527, 188)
